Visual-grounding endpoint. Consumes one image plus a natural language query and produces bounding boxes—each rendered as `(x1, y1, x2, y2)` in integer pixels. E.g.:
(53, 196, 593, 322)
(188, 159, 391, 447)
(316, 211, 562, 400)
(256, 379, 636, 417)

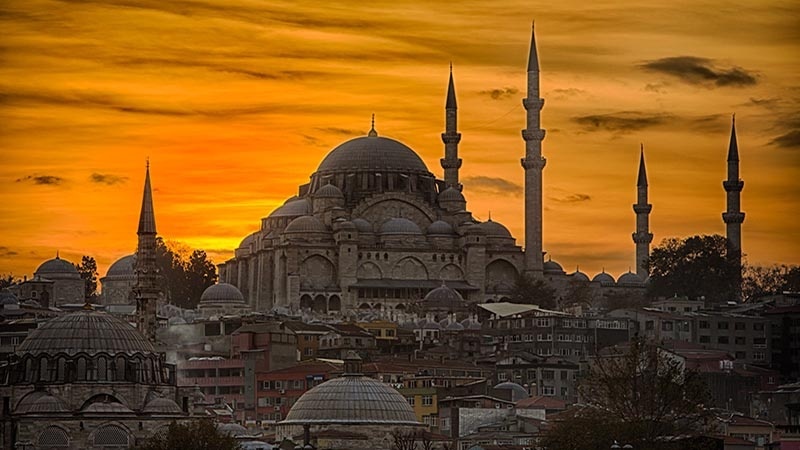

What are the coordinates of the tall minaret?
(134, 160, 160, 343)
(632, 145, 653, 278)
(441, 64, 462, 190)
(723, 115, 745, 293)
(522, 22, 546, 277)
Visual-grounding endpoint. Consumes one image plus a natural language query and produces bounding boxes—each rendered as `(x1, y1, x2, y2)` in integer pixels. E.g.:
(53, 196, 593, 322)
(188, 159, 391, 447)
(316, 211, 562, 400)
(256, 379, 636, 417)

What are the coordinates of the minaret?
(632, 145, 653, 278)
(441, 64, 462, 190)
(722, 115, 745, 294)
(521, 22, 546, 277)
(134, 160, 160, 342)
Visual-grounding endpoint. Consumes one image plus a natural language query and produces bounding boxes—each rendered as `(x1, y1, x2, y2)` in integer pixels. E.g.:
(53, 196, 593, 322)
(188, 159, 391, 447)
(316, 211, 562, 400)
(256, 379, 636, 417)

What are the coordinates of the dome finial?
(488, 211, 492, 221)
(56, 250, 60, 259)
(368, 114, 377, 137)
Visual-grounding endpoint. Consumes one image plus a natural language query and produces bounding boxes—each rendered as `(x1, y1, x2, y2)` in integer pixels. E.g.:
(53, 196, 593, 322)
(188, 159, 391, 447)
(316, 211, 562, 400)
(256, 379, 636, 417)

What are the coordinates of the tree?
(542, 337, 714, 450)
(647, 234, 739, 304)
(509, 273, 557, 309)
(186, 249, 218, 304)
(154, 237, 218, 309)
(134, 419, 240, 450)
(0, 274, 18, 290)
(743, 264, 800, 301)
(604, 290, 648, 312)
(74, 256, 98, 300)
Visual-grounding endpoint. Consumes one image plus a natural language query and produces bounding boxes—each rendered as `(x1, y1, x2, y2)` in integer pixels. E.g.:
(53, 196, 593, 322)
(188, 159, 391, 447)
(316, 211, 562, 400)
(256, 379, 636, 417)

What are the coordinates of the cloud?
(478, 87, 519, 100)
(770, 130, 800, 148)
(314, 127, 362, 136)
(90, 173, 128, 185)
(551, 88, 586, 99)
(15, 175, 64, 186)
(641, 56, 757, 87)
(550, 193, 591, 203)
(463, 176, 522, 195)
(644, 82, 669, 93)
(0, 247, 19, 257)
(743, 97, 780, 109)
(572, 111, 673, 133)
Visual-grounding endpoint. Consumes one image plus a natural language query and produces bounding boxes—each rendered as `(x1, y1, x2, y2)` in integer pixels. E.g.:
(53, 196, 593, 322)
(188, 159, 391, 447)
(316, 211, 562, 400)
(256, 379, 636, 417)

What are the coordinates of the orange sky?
(1, 0, 798, 281)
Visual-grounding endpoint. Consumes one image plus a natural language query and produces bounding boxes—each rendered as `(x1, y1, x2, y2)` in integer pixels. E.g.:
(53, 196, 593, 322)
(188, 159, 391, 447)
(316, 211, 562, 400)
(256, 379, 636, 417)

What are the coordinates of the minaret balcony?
(722, 212, 745, 224)
(723, 179, 744, 192)
(441, 133, 462, 144)
(523, 98, 544, 110)
(633, 204, 652, 214)
(440, 158, 463, 169)
(522, 129, 546, 141)
(632, 231, 654, 244)
(521, 157, 546, 170)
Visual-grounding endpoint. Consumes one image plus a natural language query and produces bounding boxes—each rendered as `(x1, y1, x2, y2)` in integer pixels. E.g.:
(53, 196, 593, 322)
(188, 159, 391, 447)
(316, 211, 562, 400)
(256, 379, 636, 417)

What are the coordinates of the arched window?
(76, 357, 87, 381)
(38, 426, 69, 448)
(328, 295, 341, 312)
(39, 357, 49, 382)
(115, 357, 126, 382)
(92, 424, 130, 447)
(98, 357, 107, 382)
(57, 357, 66, 381)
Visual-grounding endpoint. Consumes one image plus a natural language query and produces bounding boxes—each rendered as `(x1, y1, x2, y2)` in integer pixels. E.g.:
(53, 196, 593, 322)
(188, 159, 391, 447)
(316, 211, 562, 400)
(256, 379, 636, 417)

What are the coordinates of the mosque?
(213, 25, 665, 314)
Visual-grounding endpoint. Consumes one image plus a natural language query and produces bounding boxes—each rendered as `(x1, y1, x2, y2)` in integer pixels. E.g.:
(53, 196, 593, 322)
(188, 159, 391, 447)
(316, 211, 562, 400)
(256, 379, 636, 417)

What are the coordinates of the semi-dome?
(592, 271, 616, 285)
(543, 259, 564, 274)
(477, 219, 512, 238)
(268, 197, 311, 218)
(380, 218, 422, 235)
(200, 283, 246, 304)
(352, 218, 373, 233)
(438, 187, 465, 203)
(35, 256, 79, 276)
(218, 422, 249, 437)
(17, 309, 156, 356)
(280, 353, 419, 426)
(106, 254, 135, 277)
(618, 271, 643, 286)
(284, 215, 328, 234)
(315, 135, 430, 176)
(445, 321, 465, 331)
(239, 232, 258, 250)
(493, 381, 529, 402)
(314, 183, 344, 199)
(427, 220, 454, 235)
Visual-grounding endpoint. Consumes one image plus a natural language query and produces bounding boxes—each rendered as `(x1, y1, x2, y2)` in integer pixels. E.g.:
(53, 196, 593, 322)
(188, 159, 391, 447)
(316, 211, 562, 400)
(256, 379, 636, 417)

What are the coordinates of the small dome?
(570, 270, 590, 282)
(168, 316, 187, 325)
(461, 317, 482, 331)
(618, 271, 644, 286)
(143, 397, 183, 415)
(592, 271, 616, 285)
(352, 218, 373, 233)
(315, 136, 430, 176)
(35, 256, 79, 276)
(315, 183, 344, 199)
(379, 218, 422, 235)
(424, 283, 464, 304)
(0, 289, 18, 305)
(280, 367, 419, 426)
(106, 254, 135, 277)
(543, 259, 564, 274)
(16, 392, 68, 414)
(334, 219, 356, 230)
(284, 215, 328, 234)
(201, 283, 245, 304)
(419, 319, 442, 330)
(239, 232, 258, 249)
(477, 219, 512, 238)
(493, 382, 529, 402)
(446, 321, 465, 331)
(17, 310, 156, 356)
(268, 197, 311, 218)
(217, 423, 249, 437)
(427, 220, 454, 235)
(438, 187, 465, 203)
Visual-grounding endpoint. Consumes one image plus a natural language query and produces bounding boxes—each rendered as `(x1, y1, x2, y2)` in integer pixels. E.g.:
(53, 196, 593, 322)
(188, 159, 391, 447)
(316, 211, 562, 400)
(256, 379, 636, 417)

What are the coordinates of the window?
(560, 370, 568, 380)
(441, 418, 450, 431)
(561, 387, 569, 397)
(304, 348, 313, 356)
(735, 322, 745, 331)
(536, 318, 551, 327)
(422, 395, 433, 406)
(754, 352, 766, 361)
(718, 336, 729, 344)
(699, 321, 709, 329)
(541, 386, 555, 396)
(753, 337, 767, 348)
(645, 321, 654, 331)
(407, 396, 415, 406)
(294, 379, 303, 389)
(699, 335, 710, 343)
(662, 321, 674, 331)
(754, 323, 765, 331)
(718, 322, 729, 330)
(735, 351, 746, 360)
(498, 372, 508, 381)
(542, 370, 554, 380)
(735, 336, 746, 345)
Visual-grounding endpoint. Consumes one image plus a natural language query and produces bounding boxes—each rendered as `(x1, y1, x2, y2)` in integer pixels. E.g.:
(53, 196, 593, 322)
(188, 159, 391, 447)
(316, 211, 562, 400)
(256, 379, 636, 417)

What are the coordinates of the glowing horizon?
(1, 0, 798, 282)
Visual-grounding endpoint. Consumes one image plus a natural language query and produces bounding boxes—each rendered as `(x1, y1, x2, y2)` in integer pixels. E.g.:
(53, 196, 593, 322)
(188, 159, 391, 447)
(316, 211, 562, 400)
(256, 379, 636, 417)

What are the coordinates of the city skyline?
(2, 0, 798, 279)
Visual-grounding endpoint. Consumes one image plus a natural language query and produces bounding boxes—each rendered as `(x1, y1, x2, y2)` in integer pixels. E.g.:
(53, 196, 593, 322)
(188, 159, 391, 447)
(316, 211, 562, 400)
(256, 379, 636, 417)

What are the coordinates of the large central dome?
(315, 134, 430, 176)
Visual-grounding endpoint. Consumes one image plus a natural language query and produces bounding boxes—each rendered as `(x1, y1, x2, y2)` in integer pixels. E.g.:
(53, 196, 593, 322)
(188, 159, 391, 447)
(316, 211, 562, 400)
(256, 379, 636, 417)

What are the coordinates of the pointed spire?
(138, 161, 157, 235)
(527, 21, 539, 72)
(637, 144, 648, 187)
(368, 114, 378, 137)
(56, 250, 60, 259)
(446, 63, 457, 109)
(727, 114, 739, 162)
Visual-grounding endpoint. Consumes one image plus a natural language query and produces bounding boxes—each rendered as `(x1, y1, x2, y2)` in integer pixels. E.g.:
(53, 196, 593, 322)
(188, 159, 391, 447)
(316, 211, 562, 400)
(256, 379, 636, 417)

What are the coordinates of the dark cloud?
(463, 176, 522, 195)
(770, 130, 800, 148)
(90, 173, 128, 185)
(478, 87, 519, 100)
(744, 97, 780, 109)
(314, 127, 362, 136)
(551, 88, 586, 99)
(572, 111, 673, 133)
(644, 82, 668, 93)
(550, 193, 591, 203)
(641, 56, 757, 88)
(0, 247, 19, 257)
(15, 175, 64, 186)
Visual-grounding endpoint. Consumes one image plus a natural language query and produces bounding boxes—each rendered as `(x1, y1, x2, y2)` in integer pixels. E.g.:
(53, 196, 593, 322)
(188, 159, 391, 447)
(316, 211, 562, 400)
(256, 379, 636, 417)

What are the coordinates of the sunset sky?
(1, 0, 798, 281)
